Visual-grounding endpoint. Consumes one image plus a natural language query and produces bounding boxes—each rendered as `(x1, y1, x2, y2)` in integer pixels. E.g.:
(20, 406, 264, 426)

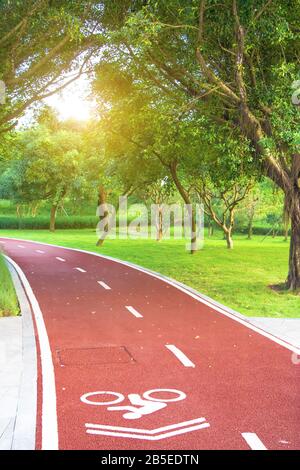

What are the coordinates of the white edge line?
(166, 344, 196, 368)
(86, 422, 210, 441)
(85, 417, 207, 434)
(4, 254, 58, 451)
(97, 281, 111, 290)
(1, 237, 300, 355)
(241, 432, 267, 450)
(125, 305, 143, 318)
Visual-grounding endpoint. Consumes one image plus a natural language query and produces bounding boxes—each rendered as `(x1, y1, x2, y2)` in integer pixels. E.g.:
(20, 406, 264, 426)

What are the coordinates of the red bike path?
(1, 237, 299, 450)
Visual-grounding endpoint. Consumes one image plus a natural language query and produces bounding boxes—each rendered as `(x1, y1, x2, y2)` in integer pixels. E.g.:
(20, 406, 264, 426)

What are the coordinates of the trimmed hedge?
(0, 215, 98, 230)
(0, 214, 289, 236)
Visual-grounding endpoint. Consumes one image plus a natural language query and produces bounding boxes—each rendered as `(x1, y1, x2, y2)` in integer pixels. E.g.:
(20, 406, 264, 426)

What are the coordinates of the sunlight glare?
(45, 77, 95, 122)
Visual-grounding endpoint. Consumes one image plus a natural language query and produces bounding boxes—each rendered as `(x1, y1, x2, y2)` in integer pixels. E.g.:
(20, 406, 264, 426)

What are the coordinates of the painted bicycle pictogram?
(80, 388, 186, 420)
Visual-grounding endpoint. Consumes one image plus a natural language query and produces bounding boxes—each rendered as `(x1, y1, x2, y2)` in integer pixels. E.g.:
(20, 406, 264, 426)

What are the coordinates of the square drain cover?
(57, 346, 134, 366)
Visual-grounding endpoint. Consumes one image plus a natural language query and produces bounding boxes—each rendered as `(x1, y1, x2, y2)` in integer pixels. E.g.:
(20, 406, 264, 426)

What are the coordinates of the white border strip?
(4, 255, 58, 451)
(1, 237, 300, 355)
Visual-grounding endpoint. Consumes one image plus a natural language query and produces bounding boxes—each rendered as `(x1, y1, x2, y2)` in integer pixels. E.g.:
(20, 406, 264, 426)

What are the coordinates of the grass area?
(0, 253, 19, 317)
(0, 229, 299, 318)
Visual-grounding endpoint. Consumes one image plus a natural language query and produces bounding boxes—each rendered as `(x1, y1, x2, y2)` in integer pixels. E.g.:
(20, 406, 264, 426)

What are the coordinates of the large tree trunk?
(50, 204, 57, 232)
(286, 196, 300, 290)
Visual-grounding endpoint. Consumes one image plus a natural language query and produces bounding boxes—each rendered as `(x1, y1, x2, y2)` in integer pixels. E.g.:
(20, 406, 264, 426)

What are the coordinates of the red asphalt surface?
(1, 237, 300, 450)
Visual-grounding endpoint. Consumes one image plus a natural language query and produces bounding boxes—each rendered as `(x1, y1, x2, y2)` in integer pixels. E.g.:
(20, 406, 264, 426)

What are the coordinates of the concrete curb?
(5, 261, 37, 450)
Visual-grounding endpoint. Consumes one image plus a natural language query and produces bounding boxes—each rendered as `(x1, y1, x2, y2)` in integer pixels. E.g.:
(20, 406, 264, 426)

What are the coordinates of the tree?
(100, 0, 300, 288)
(243, 187, 260, 240)
(94, 71, 202, 252)
(196, 181, 253, 249)
(0, 0, 107, 134)
(4, 123, 84, 231)
(137, 178, 176, 241)
(94, 59, 256, 252)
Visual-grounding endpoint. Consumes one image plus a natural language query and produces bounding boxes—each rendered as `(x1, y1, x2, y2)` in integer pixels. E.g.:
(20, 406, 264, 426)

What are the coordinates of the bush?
(0, 215, 98, 230)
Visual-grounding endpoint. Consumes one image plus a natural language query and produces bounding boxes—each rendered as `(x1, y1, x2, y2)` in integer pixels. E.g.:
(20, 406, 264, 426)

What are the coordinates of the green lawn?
(0, 253, 19, 317)
(0, 229, 299, 318)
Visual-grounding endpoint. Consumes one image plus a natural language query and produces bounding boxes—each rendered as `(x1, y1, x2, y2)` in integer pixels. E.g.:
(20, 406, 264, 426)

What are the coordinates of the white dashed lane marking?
(165, 345, 196, 368)
(35, 250, 45, 254)
(56, 257, 66, 262)
(74, 267, 87, 273)
(125, 306, 143, 318)
(97, 281, 111, 290)
(241, 433, 267, 450)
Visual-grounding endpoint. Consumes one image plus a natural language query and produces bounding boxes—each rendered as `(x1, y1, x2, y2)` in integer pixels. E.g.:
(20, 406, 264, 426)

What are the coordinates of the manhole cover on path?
(57, 346, 135, 366)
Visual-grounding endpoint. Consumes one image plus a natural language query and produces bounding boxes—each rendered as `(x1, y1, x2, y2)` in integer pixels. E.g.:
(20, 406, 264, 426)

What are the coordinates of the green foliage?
(0, 124, 83, 207)
(0, 253, 19, 317)
(0, 0, 105, 132)
(0, 215, 98, 230)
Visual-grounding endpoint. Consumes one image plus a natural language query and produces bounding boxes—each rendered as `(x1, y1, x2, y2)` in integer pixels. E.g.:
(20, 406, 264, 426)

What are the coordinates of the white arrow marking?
(241, 433, 267, 450)
(85, 417, 209, 440)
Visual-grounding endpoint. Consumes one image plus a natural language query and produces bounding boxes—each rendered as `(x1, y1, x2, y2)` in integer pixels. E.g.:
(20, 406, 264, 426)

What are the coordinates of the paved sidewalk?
(247, 317, 300, 349)
(0, 316, 22, 450)
(0, 262, 37, 450)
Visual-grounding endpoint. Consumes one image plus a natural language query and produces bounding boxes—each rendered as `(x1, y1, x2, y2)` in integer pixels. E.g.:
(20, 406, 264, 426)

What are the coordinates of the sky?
(45, 76, 96, 121)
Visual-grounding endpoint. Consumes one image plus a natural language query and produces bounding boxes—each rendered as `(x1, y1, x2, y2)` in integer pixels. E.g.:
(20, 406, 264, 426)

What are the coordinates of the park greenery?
(0, 1, 299, 315)
(0, 253, 19, 317)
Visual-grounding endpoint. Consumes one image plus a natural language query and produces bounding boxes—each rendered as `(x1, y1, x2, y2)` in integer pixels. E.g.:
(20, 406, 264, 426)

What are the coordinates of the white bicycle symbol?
(80, 388, 186, 420)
